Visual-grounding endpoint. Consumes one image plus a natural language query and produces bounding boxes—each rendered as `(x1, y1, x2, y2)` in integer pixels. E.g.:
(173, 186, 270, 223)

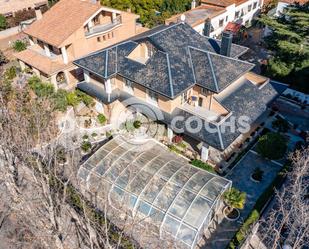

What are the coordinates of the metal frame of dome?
(77, 137, 232, 248)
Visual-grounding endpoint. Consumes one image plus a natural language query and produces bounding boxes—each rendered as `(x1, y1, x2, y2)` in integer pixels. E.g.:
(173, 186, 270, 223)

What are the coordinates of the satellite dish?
(180, 14, 186, 23)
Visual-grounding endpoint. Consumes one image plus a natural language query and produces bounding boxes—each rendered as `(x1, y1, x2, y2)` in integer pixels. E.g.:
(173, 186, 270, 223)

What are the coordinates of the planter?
(223, 207, 240, 221)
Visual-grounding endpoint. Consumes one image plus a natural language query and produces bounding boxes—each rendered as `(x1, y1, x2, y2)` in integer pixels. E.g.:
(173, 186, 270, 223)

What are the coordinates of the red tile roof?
(24, 0, 102, 47)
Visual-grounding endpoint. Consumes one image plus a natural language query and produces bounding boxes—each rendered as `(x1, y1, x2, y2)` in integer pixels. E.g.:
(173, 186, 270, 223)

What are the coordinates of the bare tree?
(248, 147, 309, 249)
(0, 79, 138, 249)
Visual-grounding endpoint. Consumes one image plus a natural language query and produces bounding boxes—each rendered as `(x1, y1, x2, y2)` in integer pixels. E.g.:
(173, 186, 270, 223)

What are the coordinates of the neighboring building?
(0, 0, 48, 17)
(166, 0, 264, 38)
(267, 0, 308, 16)
(77, 136, 232, 249)
(73, 23, 278, 165)
(15, 0, 139, 89)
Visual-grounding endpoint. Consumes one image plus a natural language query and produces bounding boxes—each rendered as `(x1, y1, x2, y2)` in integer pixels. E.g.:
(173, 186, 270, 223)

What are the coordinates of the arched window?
(56, 71, 67, 85)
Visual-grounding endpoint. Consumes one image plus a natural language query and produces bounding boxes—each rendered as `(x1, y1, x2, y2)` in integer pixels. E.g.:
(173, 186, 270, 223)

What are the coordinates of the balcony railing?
(85, 16, 122, 37)
(28, 44, 63, 61)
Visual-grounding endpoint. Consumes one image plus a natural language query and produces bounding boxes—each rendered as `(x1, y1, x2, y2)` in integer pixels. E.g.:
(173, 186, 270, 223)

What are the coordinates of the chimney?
(35, 6, 42, 20)
(180, 14, 186, 23)
(203, 18, 211, 37)
(220, 32, 233, 57)
(191, 0, 196, 9)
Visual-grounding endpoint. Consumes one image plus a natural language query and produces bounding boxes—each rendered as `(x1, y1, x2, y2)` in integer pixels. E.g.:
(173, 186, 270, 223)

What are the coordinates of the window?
(241, 9, 244, 17)
(219, 19, 224, 27)
(111, 32, 114, 38)
(235, 11, 240, 18)
(181, 91, 188, 105)
(253, 2, 257, 9)
(248, 4, 252, 12)
(93, 16, 100, 25)
(97, 37, 102, 42)
(225, 16, 228, 22)
(147, 89, 158, 106)
(124, 79, 134, 94)
(103, 35, 106, 41)
(201, 88, 208, 95)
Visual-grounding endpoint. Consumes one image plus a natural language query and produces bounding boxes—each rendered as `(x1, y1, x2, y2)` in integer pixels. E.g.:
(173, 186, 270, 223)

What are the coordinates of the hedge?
(190, 159, 216, 174)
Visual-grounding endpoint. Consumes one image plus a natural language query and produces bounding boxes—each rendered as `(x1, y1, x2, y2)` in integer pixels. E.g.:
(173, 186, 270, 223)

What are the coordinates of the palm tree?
(223, 187, 246, 212)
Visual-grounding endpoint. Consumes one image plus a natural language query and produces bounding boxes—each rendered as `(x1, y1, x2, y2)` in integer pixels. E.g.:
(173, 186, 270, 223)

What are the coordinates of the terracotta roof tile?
(15, 47, 70, 75)
(24, 0, 102, 47)
(201, 0, 235, 7)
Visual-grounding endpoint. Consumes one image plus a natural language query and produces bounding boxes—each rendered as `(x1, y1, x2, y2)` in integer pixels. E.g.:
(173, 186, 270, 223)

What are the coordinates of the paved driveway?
(201, 151, 282, 249)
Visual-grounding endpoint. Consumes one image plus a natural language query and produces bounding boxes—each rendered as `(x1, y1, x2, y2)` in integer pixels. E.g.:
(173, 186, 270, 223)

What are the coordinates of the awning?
(224, 22, 243, 34)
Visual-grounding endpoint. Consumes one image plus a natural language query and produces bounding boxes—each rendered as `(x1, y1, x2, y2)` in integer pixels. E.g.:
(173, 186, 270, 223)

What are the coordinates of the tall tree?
(259, 3, 309, 93)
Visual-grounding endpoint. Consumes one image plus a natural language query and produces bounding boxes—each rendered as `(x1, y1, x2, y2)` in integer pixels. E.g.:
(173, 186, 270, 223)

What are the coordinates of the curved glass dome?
(78, 137, 231, 248)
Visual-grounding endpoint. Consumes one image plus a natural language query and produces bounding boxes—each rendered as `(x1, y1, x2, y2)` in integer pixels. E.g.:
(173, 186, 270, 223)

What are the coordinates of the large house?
(15, 0, 139, 89)
(73, 23, 278, 165)
(166, 0, 264, 38)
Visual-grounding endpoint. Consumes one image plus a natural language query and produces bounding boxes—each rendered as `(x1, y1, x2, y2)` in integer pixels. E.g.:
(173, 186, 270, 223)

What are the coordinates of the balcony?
(180, 97, 230, 124)
(85, 16, 122, 37)
(28, 44, 62, 61)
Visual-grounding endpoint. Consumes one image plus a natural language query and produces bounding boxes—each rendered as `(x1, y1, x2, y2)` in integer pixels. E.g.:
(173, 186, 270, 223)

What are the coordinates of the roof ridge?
(206, 51, 220, 92)
(166, 53, 174, 98)
(148, 22, 183, 38)
(187, 47, 197, 85)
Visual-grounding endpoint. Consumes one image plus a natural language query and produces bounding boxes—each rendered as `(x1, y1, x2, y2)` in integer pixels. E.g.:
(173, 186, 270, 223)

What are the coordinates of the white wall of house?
(274, 2, 289, 16)
(195, 0, 263, 38)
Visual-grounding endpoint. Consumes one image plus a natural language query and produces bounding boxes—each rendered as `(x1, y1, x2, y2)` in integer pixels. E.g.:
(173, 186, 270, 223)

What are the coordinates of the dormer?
(127, 41, 157, 64)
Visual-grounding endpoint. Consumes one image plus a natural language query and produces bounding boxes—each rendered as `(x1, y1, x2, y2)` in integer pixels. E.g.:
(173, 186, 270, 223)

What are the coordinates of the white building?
(166, 0, 264, 38)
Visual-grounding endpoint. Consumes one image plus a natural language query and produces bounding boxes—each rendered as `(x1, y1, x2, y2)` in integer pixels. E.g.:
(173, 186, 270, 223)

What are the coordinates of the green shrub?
(52, 89, 69, 111)
(106, 131, 112, 137)
(91, 133, 97, 137)
(190, 159, 216, 174)
(81, 141, 91, 152)
(66, 92, 80, 106)
(76, 90, 94, 106)
(97, 114, 107, 125)
(82, 134, 89, 140)
(257, 132, 287, 160)
(169, 144, 182, 154)
(0, 14, 7, 31)
(12, 40, 27, 52)
(4, 66, 17, 80)
(223, 188, 246, 210)
(232, 210, 260, 247)
(28, 76, 55, 97)
(133, 120, 141, 129)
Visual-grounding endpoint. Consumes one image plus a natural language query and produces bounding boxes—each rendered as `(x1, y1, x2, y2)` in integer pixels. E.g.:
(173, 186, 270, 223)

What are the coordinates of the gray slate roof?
(74, 23, 252, 99)
(173, 79, 279, 151)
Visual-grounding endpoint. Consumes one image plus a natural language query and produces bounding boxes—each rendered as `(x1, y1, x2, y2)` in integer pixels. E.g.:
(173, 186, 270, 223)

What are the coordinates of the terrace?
(180, 96, 230, 123)
(85, 15, 122, 37)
